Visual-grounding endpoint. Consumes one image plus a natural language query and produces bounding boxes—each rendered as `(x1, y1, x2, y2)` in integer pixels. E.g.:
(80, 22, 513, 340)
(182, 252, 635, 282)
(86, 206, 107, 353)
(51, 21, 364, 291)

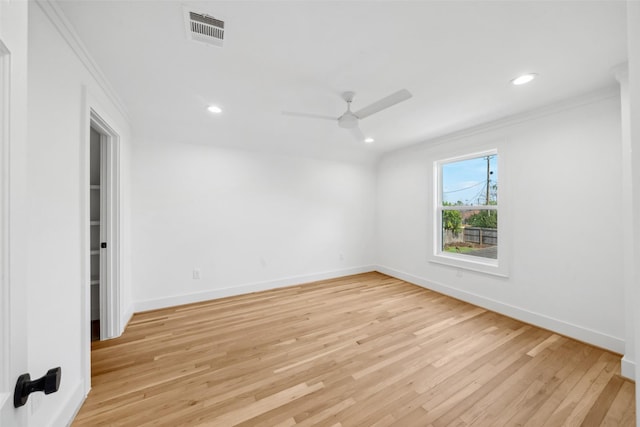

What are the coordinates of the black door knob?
(14, 367, 61, 408)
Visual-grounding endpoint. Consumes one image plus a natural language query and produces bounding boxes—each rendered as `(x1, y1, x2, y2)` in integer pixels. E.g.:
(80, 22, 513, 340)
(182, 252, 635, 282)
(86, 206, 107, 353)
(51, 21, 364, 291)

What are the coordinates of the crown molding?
(35, 0, 130, 123)
(397, 85, 620, 154)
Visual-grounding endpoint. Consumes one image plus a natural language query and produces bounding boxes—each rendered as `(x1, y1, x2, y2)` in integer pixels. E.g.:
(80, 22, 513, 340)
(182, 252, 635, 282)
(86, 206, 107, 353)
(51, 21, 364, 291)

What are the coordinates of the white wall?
(376, 92, 625, 353)
(26, 3, 132, 426)
(132, 141, 376, 310)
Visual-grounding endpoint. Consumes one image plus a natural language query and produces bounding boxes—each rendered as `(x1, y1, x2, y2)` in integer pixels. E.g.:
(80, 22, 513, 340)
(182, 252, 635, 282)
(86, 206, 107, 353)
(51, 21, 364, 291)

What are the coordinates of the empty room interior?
(2, 0, 640, 426)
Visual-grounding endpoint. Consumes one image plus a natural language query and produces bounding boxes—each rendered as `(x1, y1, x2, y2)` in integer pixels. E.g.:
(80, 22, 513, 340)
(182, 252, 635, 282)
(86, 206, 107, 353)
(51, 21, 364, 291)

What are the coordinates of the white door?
(0, 31, 28, 427)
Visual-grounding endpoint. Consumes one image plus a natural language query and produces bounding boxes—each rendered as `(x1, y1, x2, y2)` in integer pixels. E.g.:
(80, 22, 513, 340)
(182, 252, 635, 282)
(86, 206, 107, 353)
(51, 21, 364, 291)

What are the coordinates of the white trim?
(437, 205, 497, 212)
(133, 264, 624, 354)
(428, 258, 507, 278)
(432, 149, 506, 277)
(80, 88, 125, 397)
(122, 303, 134, 331)
(89, 112, 122, 340)
(621, 356, 635, 380)
(135, 266, 376, 313)
(80, 89, 91, 396)
(34, 0, 129, 122)
(376, 265, 625, 354)
(405, 86, 619, 152)
(436, 149, 499, 167)
(51, 380, 85, 427)
(98, 132, 108, 339)
(0, 38, 10, 413)
(614, 64, 637, 383)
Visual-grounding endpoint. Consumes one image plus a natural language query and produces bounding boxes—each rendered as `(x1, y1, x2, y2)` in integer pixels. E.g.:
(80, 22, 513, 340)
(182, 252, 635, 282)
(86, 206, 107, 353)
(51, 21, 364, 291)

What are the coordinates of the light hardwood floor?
(73, 272, 635, 426)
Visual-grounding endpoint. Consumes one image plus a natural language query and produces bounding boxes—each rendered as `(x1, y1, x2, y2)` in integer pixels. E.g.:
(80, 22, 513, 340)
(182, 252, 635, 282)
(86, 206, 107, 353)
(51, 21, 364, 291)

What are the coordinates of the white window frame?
(431, 149, 508, 277)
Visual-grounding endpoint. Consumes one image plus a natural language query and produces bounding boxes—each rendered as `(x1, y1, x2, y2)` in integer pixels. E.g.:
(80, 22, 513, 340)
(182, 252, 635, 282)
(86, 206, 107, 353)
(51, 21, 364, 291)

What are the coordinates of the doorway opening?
(89, 127, 101, 340)
(87, 111, 121, 342)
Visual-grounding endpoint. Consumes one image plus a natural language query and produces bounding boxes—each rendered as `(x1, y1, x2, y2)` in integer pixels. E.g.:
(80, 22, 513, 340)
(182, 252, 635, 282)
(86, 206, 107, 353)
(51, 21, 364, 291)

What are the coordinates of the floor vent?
(185, 10, 224, 47)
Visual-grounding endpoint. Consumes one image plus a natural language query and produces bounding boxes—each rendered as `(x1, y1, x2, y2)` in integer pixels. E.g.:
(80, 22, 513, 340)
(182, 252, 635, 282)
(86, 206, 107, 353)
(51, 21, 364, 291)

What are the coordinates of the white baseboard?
(376, 265, 625, 354)
(121, 303, 134, 334)
(133, 265, 626, 356)
(621, 355, 635, 380)
(134, 265, 376, 313)
(54, 380, 85, 427)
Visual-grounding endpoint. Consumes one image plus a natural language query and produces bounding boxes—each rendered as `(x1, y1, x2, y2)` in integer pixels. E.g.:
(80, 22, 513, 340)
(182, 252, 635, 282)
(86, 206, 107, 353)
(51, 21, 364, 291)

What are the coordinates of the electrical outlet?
(260, 257, 267, 268)
(339, 253, 344, 261)
(192, 269, 201, 280)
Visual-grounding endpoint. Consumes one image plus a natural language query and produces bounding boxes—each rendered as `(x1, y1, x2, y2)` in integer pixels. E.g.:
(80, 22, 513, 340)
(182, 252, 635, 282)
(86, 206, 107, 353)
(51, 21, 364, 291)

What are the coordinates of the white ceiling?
(57, 0, 628, 162)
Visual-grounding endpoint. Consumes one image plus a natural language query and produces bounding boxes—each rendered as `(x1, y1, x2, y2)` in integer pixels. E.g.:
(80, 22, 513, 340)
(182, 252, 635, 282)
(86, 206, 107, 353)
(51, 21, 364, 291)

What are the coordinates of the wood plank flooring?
(72, 272, 636, 426)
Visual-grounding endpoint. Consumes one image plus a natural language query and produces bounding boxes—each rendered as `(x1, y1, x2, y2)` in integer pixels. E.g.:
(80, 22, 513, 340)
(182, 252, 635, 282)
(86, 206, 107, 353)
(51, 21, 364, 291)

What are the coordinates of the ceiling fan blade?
(282, 111, 337, 121)
(353, 89, 412, 120)
(349, 126, 366, 142)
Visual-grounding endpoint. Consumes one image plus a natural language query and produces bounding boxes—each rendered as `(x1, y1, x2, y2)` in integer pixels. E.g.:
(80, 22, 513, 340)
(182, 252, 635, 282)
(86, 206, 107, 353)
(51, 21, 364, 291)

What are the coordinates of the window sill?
(430, 253, 508, 278)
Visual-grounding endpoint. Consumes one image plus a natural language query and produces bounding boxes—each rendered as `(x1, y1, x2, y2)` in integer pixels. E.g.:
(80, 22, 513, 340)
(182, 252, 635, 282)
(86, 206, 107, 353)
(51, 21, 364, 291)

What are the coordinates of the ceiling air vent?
(185, 10, 224, 47)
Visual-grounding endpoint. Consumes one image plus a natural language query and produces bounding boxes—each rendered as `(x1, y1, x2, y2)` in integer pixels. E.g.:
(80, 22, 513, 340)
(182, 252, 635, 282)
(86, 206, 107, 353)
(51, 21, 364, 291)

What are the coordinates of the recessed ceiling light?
(364, 137, 374, 144)
(207, 105, 222, 114)
(511, 73, 537, 86)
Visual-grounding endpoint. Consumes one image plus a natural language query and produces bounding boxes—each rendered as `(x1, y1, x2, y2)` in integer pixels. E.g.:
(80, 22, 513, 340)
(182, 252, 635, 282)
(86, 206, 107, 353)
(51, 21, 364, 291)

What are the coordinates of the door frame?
(81, 89, 122, 392)
(92, 115, 120, 341)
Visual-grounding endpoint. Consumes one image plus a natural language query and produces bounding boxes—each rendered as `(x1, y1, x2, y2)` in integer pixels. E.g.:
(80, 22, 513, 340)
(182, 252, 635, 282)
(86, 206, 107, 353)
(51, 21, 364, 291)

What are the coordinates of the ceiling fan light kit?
(338, 91, 359, 129)
(283, 89, 412, 142)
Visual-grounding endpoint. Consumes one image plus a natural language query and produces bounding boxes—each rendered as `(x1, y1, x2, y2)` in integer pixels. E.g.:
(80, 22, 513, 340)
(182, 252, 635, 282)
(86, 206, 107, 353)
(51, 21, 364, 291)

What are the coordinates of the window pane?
(442, 209, 497, 259)
(442, 155, 498, 207)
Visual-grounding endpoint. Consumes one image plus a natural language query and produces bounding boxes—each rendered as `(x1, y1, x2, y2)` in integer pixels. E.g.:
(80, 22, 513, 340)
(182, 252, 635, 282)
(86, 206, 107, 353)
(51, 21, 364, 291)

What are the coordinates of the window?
(434, 150, 504, 275)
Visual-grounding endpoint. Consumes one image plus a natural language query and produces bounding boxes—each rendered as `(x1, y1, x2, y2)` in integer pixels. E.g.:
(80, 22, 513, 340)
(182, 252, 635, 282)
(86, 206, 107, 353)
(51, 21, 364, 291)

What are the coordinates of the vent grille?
(185, 11, 224, 47)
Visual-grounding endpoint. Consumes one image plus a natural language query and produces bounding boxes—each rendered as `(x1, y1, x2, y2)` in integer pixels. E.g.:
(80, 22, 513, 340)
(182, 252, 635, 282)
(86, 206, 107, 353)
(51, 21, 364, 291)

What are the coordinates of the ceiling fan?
(283, 89, 412, 142)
